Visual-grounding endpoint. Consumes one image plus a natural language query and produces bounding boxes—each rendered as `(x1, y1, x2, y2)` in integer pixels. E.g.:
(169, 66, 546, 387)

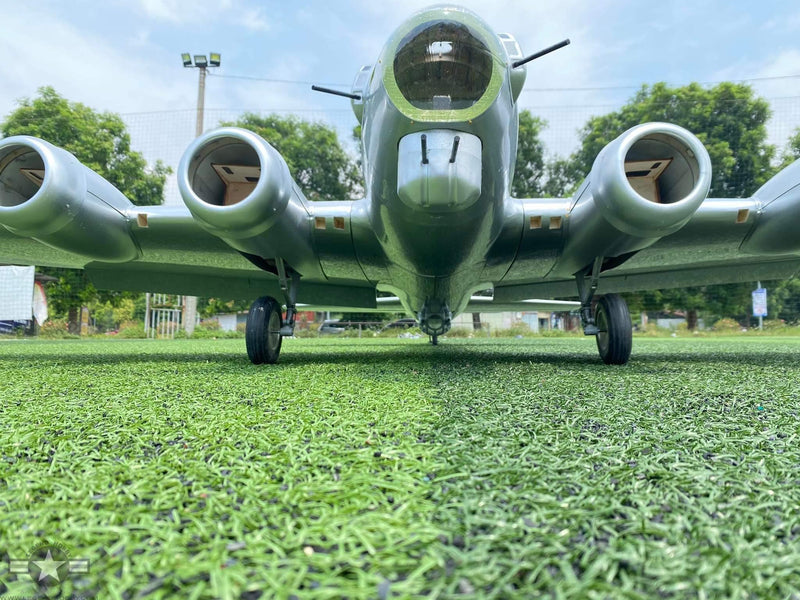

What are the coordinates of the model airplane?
(1, 5, 799, 365)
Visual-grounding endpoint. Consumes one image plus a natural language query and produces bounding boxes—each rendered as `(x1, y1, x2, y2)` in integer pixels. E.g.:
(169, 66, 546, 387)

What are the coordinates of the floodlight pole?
(195, 64, 207, 136)
(182, 53, 221, 335)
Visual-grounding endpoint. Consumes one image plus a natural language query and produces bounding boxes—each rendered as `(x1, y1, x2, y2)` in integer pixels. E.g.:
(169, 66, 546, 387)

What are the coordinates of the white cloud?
(761, 11, 800, 33)
(0, 8, 191, 119)
(234, 7, 271, 32)
(135, 0, 234, 23)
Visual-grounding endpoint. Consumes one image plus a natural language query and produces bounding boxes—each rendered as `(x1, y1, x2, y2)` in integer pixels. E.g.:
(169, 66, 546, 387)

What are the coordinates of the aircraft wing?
(493, 126, 800, 303)
(0, 134, 383, 311)
(0, 201, 384, 310)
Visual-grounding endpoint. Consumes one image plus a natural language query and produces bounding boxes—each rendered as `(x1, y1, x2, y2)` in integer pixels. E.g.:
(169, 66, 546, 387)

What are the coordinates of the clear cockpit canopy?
(393, 20, 493, 111)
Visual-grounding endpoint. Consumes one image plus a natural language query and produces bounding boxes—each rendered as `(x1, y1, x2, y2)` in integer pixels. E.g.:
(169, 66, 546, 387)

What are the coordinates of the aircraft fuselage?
(357, 6, 524, 333)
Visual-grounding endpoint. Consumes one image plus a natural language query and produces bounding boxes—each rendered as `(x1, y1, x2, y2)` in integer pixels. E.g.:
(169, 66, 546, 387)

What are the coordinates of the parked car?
(318, 319, 346, 335)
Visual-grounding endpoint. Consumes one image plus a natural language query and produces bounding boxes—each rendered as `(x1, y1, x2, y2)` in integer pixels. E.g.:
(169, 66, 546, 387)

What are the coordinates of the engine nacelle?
(0, 136, 138, 262)
(740, 158, 800, 255)
(553, 122, 711, 276)
(177, 127, 316, 274)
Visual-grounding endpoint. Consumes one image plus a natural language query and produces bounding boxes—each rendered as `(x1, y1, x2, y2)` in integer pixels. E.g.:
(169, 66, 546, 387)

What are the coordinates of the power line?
(208, 72, 349, 88)
(208, 70, 800, 93)
(523, 74, 800, 93)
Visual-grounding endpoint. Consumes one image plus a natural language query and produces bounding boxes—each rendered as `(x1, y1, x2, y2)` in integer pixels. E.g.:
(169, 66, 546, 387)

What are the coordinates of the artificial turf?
(1, 337, 799, 598)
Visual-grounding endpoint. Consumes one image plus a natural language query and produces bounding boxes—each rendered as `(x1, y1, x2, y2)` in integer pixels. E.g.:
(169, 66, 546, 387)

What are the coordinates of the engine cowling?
(552, 122, 711, 276)
(0, 136, 138, 262)
(177, 127, 317, 274)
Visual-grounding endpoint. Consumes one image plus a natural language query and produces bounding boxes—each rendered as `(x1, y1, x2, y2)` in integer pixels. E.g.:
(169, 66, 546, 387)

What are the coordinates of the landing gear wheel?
(246, 296, 283, 364)
(595, 294, 632, 365)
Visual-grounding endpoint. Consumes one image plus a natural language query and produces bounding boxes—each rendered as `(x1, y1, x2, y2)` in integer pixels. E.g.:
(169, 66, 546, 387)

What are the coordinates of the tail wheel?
(246, 296, 283, 364)
(595, 294, 632, 365)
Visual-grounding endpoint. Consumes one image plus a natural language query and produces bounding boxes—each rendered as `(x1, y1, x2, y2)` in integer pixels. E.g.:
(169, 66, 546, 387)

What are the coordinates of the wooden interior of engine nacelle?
(20, 168, 45, 189)
(212, 164, 260, 206)
(624, 159, 672, 203)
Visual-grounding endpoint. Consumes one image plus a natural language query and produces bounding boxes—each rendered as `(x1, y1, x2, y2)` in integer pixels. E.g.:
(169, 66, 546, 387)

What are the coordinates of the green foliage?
(38, 319, 77, 339)
(780, 127, 800, 167)
(222, 113, 360, 201)
(198, 298, 250, 319)
(768, 277, 800, 323)
(116, 321, 147, 339)
(1, 86, 169, 205)
(92, 298, 136, 332)
(541, 156, 580, 197)
(491, 322, 536, 338)
(443, 326, 472, 338)
(1, 88, 166, 327)
(292, 327, 320, 338)
(511, 110, 547, 197)
(183, 320, 244, 339)
(569, 82, 775, 198)
(39, 267, 144, 332)
(711, 317, 742, 332)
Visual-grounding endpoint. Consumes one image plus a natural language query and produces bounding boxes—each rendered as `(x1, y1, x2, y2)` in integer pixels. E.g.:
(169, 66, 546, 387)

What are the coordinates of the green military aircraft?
(1, 5, 799, 365)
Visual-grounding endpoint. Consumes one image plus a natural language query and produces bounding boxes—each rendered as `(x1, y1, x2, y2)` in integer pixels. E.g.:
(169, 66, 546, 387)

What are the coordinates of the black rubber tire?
(246, 296, 283, 364)
(595, 294, 632, 365)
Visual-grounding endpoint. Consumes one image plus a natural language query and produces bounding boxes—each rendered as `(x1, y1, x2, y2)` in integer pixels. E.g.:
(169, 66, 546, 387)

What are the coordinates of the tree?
(1, 86, 170, 205)
(780, 127, 800, 168)
(511, 111, 547, 197)
(223, 113, 360, 201)
(569, 82, 775, 198)
(766, 278, 800, 324)
(1, 87, 171, 331)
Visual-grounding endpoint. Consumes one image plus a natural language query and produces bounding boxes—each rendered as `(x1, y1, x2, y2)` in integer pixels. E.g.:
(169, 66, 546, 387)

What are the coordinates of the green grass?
(1, 337, 800, 598)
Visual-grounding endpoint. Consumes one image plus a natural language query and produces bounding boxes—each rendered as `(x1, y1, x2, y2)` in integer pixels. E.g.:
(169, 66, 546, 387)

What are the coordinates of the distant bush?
(492, 323, 536, 338)
(338, 326, 377, 338)
(293, 328, 319, 338)
(39, 319, 77, 339)
(188, 320, 244, 339)
(444, 327, 472, 338)
(374, 326, 424, 338)
(633, 324, 673, 337)
(539, 328, 577, 338)
(761, 319, 787, 331)
(712, 318, 742, 333)
(116, 321, 147, 339)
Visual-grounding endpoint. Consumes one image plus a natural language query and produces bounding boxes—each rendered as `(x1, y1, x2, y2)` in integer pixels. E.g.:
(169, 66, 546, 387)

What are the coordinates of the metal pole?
(183, 66, 206, 337)
(195, 66, 206, 136)
(757, 280, 763, 331)
(144, 292, 150, 336)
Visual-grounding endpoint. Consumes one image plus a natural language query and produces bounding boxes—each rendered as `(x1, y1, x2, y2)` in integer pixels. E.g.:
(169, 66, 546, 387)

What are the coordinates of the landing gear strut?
(577, 257, 632, 365)
(245, 258, 299, 364)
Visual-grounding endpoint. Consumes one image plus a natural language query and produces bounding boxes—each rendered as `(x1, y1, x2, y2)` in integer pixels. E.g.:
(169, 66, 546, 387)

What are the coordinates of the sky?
(1, 0, 799, 202)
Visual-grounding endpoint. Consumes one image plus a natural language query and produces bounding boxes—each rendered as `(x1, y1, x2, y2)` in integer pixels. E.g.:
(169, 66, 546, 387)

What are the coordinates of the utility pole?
(181, 52, 221, 335)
